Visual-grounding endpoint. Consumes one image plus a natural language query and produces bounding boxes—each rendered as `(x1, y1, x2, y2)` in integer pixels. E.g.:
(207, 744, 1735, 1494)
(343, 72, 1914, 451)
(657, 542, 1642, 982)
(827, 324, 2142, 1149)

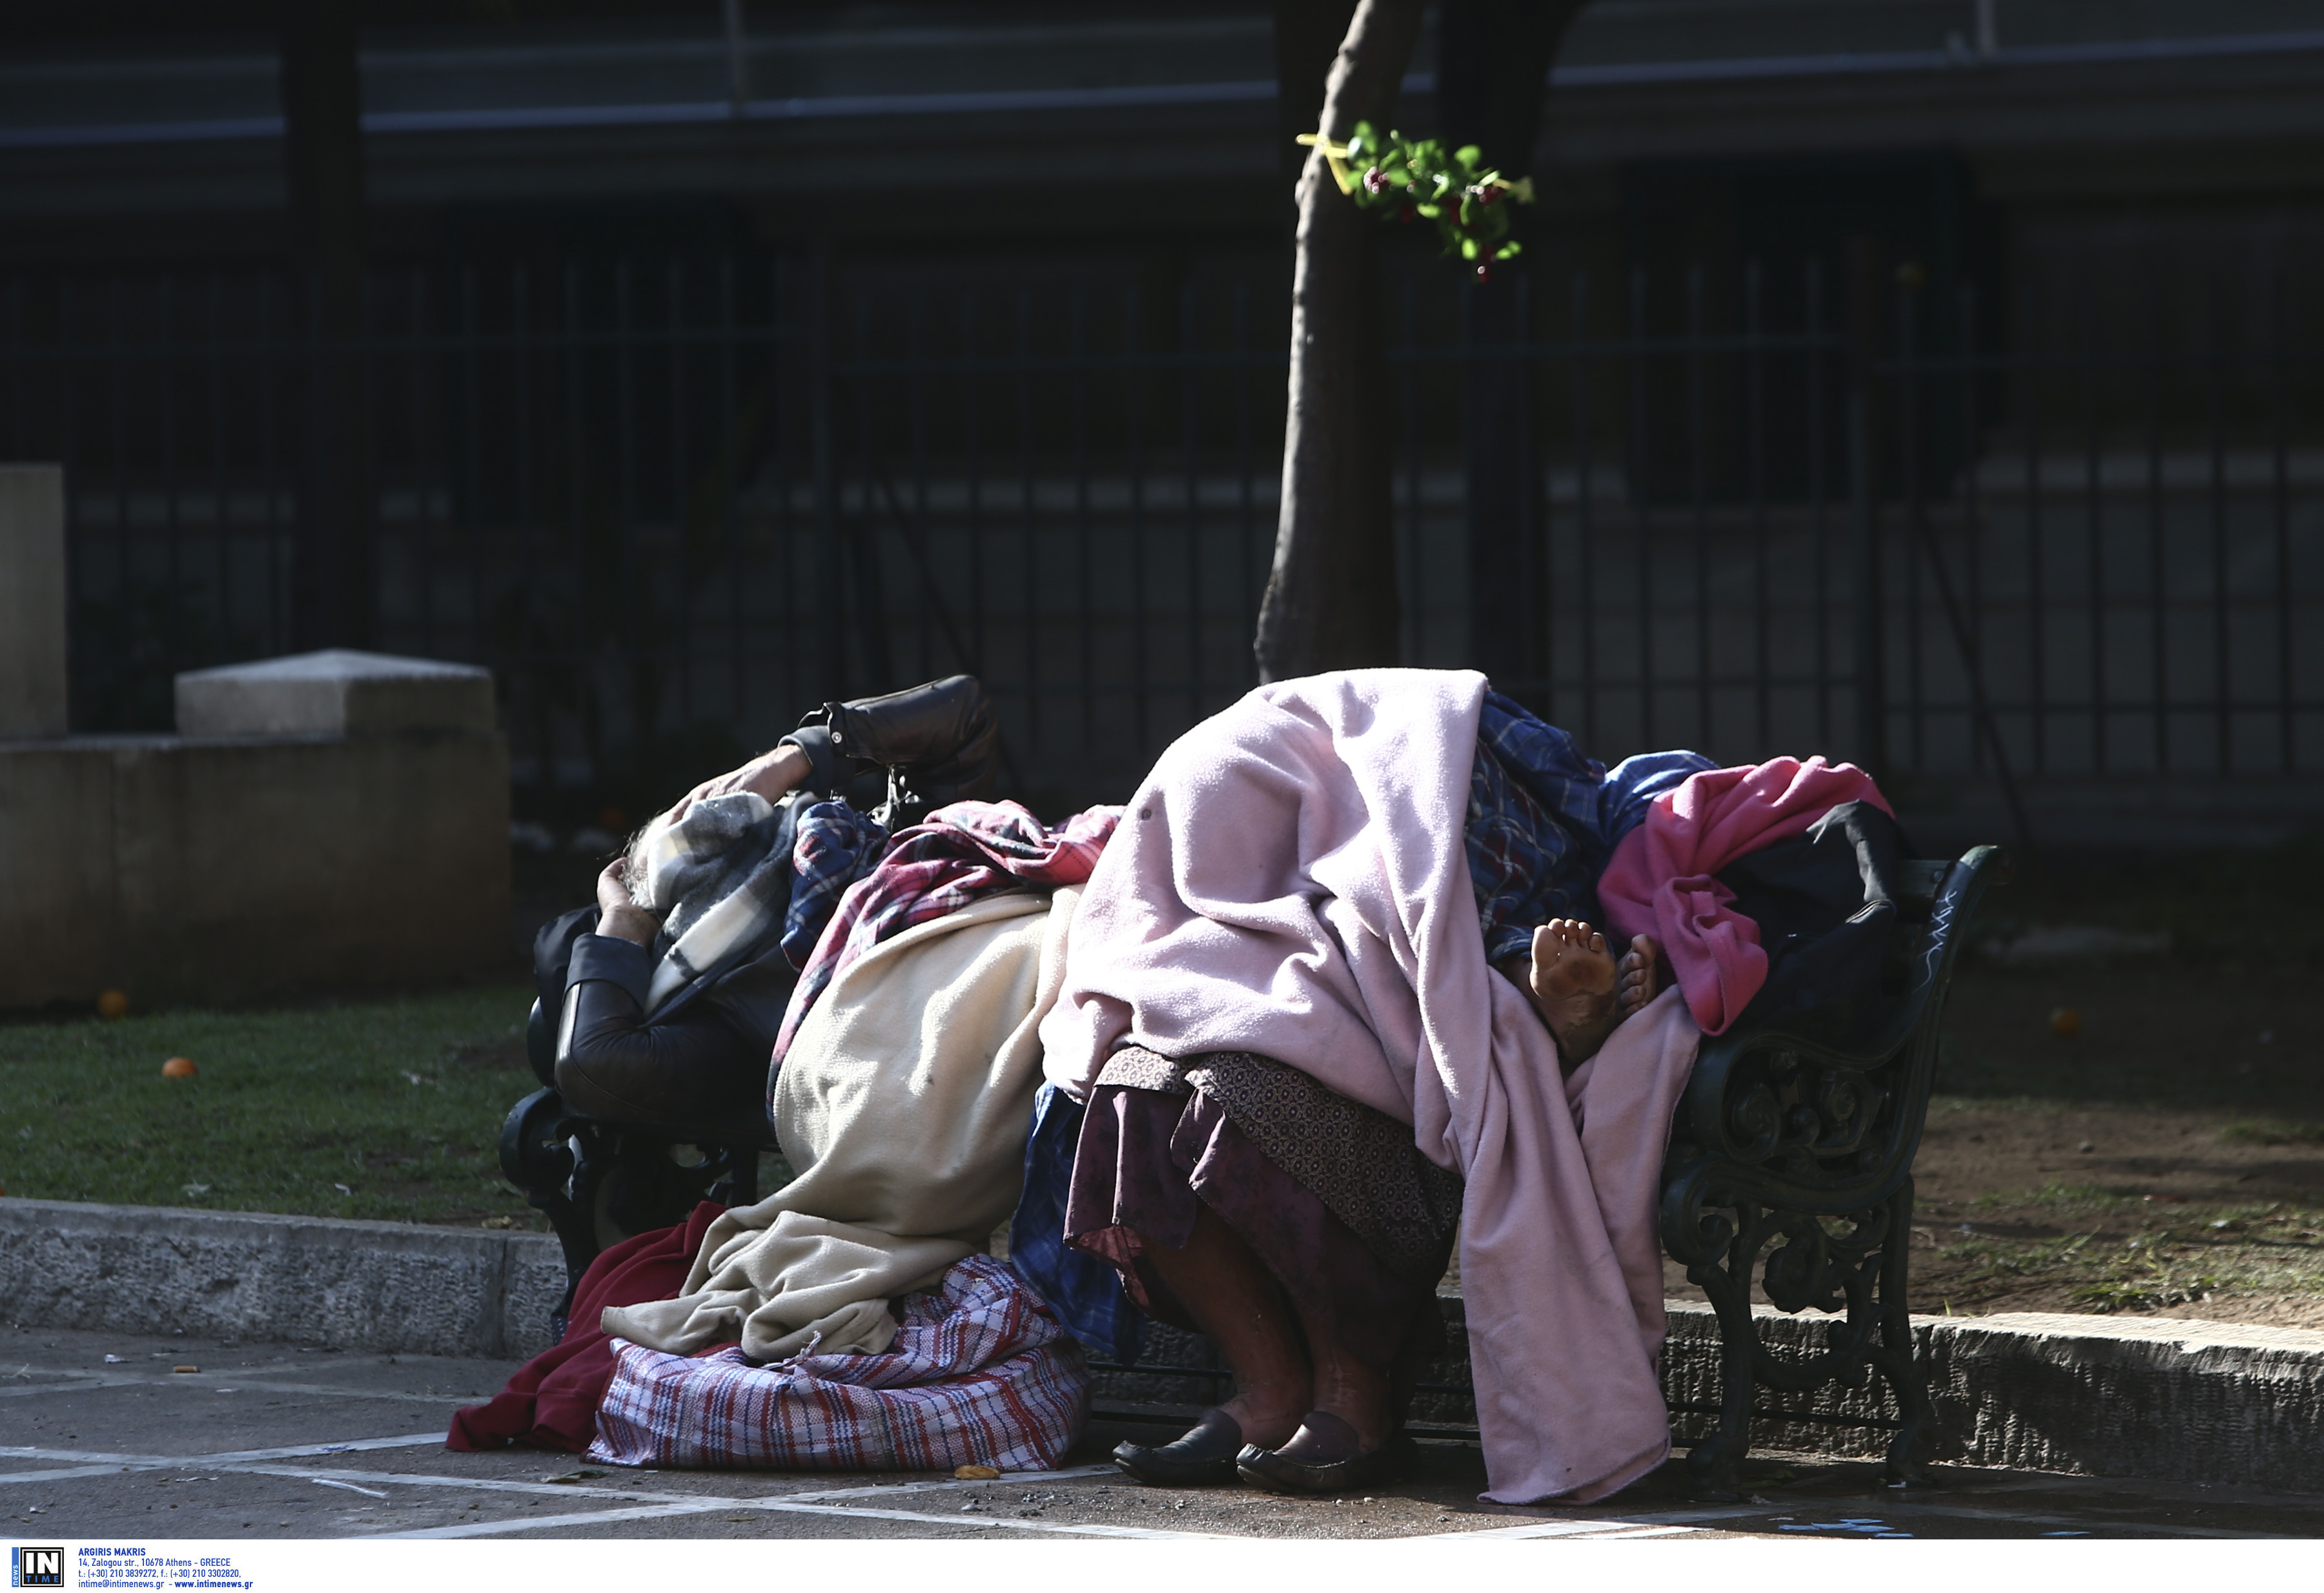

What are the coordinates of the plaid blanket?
(771, 799, 1121, 1067)
(1465, 691, 1713, 965)
(587, 1256, 1088, 1472)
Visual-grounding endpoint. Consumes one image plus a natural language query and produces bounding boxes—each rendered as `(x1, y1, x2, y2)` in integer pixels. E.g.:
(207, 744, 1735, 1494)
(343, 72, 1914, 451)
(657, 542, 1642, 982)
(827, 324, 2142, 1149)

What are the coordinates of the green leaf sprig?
(1304, 121, 1536, 282)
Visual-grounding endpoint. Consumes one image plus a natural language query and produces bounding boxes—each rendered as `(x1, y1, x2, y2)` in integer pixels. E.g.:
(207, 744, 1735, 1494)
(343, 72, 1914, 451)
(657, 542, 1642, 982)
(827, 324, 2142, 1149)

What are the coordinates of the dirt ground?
(1660, 960, 2324, 1328)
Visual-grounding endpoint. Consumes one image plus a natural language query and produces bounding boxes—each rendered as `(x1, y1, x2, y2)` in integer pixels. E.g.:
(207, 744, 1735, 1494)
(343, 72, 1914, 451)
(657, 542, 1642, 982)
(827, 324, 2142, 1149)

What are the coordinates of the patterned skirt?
(1063, 1046, 1463, 1375)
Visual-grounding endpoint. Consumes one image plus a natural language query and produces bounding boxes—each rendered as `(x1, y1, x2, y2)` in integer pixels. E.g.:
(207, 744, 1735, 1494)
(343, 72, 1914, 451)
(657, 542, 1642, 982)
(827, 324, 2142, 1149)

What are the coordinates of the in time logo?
(10, 1546, 64, 1588)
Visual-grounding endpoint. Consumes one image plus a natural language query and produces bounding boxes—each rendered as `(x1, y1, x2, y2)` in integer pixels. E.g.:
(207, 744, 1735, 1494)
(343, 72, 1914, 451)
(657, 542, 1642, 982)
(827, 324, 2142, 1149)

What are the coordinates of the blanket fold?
(1038, 668, 1702, 1504)
(606, 887, 1078, 1363)
(1595, 756, 1891, 1034)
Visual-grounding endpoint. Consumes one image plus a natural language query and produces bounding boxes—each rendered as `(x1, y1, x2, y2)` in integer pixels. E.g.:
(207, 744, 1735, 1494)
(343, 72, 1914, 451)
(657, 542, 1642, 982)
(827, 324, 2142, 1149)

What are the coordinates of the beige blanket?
(603, 889, 1074, 1362)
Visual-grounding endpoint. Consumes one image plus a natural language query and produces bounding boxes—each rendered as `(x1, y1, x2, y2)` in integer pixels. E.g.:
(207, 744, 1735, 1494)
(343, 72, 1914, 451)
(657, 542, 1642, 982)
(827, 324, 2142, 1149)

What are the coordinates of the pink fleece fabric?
(1596, 757, 1891, 1035)
(1039, 668, 1702, 1505)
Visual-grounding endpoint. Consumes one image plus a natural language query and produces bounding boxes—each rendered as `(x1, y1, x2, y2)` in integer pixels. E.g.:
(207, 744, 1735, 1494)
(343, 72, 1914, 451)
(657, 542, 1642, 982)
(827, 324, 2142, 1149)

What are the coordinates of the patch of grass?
(1930, 1202, 2324, 1313)
(2069, 1276, 2223, 1313)
(0, 985, 546, 1226)
(1970, 1182, 2120, 1213)
(2219, 1120, 2324, 1146)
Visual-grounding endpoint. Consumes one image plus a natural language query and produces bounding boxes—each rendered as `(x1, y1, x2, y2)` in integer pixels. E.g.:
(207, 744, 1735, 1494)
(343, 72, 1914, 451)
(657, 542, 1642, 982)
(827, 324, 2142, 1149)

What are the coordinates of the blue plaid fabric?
(1007, 1084, 1147, 1366)
(778, 799, 890, 969)
(1466, 692, 1714, 965)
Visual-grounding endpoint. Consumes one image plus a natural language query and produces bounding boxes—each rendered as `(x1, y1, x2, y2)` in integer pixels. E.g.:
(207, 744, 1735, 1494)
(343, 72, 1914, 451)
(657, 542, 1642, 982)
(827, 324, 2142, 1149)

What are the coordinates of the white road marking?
(4, 1408, 2309, 1541)
(1412, 1518, 1700, 1540)
(0, 1433, 447, 1472)
(306, 1476, 392, 1499)
(374, 1494, 1231, 1541)
(0, 1364, 497, 1405)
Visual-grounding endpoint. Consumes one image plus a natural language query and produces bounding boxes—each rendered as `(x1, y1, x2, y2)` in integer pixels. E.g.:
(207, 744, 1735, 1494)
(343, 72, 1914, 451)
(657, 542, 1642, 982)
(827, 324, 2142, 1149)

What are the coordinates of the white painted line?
(780, 1463, 1119, 1503)
(0, 1433, 448, 1470)
(307, 1476, 392, 1499)
(1413, 1518, 1698, 1541)
(375, 1492, 1230, 1541)
(0, 1466, 136, 1486)
(375, 1498, 745, 1538)
(224, 1459, 1119, 1513)
(0, 1367, 498, 1404)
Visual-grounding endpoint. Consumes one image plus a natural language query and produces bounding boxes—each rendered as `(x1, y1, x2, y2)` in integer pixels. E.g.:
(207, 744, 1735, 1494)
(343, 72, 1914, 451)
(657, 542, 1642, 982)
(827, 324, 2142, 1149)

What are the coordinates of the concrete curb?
(1660, 1302, 2324, 1494)
(0, 1197, 565, 1361)
(6, 1199, 2320, 1491)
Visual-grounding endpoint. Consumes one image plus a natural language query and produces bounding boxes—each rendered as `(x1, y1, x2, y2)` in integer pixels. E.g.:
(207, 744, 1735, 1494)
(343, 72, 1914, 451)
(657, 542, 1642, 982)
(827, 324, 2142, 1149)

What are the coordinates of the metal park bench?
(500, 839, 2008, 1498)
(498, 1007, 772, 1339)
(1655, 841, 2007, 1497)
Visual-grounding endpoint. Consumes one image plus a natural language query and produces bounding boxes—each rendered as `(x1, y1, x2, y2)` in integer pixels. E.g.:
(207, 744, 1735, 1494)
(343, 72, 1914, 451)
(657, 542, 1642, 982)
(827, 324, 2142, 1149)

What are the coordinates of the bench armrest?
(1660, 844, 2008, 1260)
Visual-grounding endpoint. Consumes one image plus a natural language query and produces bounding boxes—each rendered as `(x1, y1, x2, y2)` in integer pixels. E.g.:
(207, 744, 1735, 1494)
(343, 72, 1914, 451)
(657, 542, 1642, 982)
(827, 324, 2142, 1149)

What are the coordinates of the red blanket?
(447, 1202, 726, 1454)
(1596, 756, 1890, 1035)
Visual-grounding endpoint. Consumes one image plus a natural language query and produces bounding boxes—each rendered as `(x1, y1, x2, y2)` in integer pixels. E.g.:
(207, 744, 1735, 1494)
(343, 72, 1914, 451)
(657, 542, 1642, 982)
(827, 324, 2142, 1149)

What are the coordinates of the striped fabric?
(588, 1256, 1089, 1472)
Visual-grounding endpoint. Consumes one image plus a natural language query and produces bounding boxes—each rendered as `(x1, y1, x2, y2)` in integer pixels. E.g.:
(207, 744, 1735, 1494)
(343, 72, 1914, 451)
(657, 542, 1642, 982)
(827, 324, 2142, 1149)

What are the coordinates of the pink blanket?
(1039, 668, 1700, 1504)
(1597, 757, 1890, 1035)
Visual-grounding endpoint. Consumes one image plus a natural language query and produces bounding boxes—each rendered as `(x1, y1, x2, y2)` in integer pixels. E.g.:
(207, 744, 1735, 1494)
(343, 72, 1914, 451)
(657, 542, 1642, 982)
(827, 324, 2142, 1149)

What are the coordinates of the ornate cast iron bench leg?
(1660, 846, 2005, 1500)
(1877, 1176, 1936, 1486)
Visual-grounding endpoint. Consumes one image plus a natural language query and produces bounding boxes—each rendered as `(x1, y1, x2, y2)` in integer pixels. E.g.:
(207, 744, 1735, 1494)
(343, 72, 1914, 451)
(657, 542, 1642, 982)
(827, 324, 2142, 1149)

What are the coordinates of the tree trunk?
(1254, 0, 1423, 684)
(1438, 0, 1589, 704)
(279, 0, 372, 651)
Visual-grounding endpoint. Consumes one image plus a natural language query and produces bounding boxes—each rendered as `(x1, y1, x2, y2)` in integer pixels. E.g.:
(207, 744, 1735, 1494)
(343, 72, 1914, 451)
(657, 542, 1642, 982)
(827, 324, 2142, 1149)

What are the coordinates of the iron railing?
(4, 252, 2316, 822)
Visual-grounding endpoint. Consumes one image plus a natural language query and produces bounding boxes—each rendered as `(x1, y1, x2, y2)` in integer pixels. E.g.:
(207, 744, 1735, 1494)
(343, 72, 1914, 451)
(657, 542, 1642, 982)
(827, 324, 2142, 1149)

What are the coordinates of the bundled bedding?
(455, 670, 1899, 1496)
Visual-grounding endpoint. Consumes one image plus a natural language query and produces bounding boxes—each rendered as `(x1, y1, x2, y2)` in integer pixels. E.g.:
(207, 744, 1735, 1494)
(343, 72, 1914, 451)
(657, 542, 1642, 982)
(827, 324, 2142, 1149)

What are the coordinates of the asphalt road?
(5, 1324, 2319, 1542)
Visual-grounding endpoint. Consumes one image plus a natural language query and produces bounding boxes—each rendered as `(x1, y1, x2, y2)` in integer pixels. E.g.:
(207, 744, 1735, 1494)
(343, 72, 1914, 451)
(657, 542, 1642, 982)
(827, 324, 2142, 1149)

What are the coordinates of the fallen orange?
(96, 989, 130, 1018)
(2048, 1006, 2083, 1040)
(161, 1056, 198, 1078)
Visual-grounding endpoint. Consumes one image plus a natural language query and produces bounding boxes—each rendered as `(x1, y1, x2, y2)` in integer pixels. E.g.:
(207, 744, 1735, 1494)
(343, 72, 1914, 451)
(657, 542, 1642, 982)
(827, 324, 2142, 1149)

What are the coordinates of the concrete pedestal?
(1, 650, 511, 1009)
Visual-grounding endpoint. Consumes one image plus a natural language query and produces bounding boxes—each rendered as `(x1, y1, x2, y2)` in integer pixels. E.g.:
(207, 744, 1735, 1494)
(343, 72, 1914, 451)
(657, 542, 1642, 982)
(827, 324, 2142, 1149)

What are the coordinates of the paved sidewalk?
(5, 1324, 2319, 1541)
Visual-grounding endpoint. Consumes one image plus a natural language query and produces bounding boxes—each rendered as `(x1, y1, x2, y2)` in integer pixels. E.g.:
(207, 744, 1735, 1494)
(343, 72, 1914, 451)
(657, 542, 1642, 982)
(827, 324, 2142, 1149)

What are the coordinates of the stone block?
(1097, 1298, 2324, 1492)
(0, 728, 511, 1007)
(176, 649, 496, 738)
(0, 1198, 563, 1361)
(0, 464, 68, 739)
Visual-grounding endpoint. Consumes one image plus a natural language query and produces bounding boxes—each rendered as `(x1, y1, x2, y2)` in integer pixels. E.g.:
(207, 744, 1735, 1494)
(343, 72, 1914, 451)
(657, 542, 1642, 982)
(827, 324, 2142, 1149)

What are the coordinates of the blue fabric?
(1598, 750, 1716, 846)
(1465, 692, 1715, 965)
(1008, 1084, 1146, 1366)
(779, 799, 890, 969)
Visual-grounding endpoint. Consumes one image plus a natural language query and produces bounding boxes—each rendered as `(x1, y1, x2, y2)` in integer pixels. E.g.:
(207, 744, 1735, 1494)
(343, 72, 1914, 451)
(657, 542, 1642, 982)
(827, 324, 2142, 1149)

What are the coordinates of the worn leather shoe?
(1111, 1407, 1246, 1487)
(1234, 1412, 1421, 1495)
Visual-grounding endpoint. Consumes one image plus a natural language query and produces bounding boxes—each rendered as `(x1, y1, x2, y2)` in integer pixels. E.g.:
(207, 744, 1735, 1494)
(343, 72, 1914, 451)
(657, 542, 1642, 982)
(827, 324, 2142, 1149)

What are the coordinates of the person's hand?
(595, 858, 659, 947)
(664, 741, 811, 825)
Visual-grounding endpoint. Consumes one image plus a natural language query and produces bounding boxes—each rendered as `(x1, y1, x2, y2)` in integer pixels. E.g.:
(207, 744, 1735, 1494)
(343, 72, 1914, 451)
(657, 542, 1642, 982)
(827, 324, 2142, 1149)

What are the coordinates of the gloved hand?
(780, 674, 999, 806)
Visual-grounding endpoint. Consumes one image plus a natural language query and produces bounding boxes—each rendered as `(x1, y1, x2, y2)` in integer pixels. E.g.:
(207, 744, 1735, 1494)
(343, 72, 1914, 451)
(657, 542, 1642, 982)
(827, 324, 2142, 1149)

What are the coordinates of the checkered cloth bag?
(587, 1256, 1089, 1472)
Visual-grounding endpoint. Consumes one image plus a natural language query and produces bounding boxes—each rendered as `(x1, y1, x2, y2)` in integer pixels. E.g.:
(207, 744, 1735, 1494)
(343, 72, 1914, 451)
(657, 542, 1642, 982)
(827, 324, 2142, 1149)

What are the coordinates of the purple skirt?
(1063, 1048, 1461, 1375)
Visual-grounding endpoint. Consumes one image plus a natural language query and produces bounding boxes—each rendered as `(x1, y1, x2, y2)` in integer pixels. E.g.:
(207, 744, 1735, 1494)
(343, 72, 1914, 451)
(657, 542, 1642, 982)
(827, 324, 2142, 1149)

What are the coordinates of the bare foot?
(1524, 918, 1619, 1064)
(1617, 933, 1665, 1020)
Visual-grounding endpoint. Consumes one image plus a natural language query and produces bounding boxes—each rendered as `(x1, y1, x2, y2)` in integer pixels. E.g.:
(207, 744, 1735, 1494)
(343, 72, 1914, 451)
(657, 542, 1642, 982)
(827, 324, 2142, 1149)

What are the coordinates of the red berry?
(1363, 165, 1387, 194)
(1401, 206, 1417, 224)
(1475, 263, 1493, 285)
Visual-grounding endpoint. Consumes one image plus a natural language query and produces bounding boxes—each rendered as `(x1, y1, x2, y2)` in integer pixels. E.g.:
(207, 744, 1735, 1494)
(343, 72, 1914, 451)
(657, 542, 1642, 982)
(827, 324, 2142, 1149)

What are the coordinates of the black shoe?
(1112, 1408, 1246, 1488)
(786, 675, 999, 803)
(1234, 1411, 1422, 1495)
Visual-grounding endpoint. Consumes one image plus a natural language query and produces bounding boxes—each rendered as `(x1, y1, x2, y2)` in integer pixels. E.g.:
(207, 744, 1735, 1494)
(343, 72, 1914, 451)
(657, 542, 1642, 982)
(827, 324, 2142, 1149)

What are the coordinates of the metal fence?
(5, 251, 2318, 821)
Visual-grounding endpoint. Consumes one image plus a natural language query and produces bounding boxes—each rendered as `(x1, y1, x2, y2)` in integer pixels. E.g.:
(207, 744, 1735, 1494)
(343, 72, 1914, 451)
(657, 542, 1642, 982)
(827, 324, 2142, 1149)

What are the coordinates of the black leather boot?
(780, 674, 998, 807)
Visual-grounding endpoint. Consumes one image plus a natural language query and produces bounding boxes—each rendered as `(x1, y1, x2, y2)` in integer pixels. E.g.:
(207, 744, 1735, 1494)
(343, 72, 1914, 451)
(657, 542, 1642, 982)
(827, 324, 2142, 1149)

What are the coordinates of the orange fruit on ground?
(2048, 1006, 2083, 1040)
(96, 989, 130, 1018)
(161, 1056, 198, 1078)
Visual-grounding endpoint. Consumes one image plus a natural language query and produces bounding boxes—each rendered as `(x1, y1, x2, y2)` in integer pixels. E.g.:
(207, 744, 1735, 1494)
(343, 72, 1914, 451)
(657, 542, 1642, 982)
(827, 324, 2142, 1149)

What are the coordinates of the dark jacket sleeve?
(554, 934, 773, 1138)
